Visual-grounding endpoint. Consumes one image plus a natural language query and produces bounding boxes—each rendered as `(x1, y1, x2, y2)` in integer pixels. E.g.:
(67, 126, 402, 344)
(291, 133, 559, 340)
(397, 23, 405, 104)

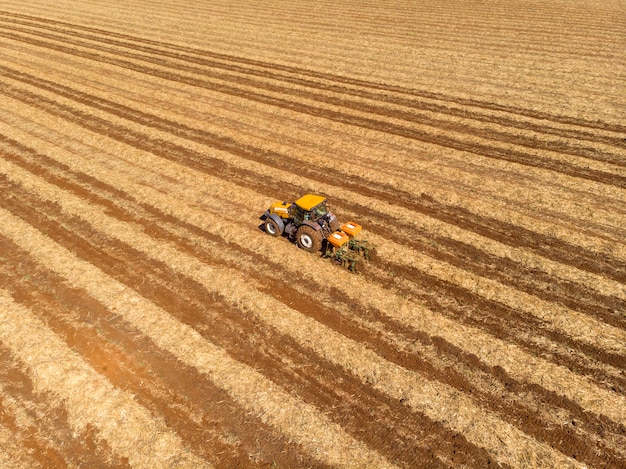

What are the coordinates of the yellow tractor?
(263, 194, 375, 271)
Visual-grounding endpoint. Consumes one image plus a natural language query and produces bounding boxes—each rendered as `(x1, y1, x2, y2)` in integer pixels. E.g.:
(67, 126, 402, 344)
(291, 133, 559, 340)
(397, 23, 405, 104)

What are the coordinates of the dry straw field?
(0, 0, 625, 467)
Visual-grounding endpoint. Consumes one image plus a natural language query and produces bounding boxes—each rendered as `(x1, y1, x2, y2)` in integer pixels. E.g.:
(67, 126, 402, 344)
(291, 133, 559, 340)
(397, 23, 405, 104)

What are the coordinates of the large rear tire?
(296, 225, 322, 253)
(265, 218, 282, 237)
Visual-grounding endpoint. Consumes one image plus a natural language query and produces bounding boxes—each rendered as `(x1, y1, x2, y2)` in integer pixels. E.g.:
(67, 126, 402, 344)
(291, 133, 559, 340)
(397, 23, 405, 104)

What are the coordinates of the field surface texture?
(0, 0, 625, 467)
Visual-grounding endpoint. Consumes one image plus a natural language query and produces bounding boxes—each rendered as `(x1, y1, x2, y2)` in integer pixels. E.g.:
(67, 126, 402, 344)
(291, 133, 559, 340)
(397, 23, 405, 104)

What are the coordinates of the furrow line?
(2, 66, 624, 294)
(22, 74, 626, 304)
(369, 258, 626, 390)
(0, 203, 395, 467)
(2, 103, 625, 375)
(1, 100, 621, 382)
(3, 115, 624, 408)
(2, 127, 625, 398)
(0, 235, 330, 469)
(0, 152, 610, 468)
(3, 42, 625, 245)
(0, 291, 211, 469)
(9, 0, 624, 34)
(1, 153, 623, 466)
(0, 195, 483, 469)
(1, 109, 621, 432)
(2, 144, 622, 433)
(0, 392, 59, 469)
(0, 345, 129, 469)
(23, 0, 613, 37)
(6, 1, 623, 110)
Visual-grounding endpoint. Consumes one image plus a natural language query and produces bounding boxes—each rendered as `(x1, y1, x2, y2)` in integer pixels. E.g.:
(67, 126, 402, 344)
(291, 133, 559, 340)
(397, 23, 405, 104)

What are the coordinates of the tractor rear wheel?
(296, 225, 322, 253)
(264, 218, 282, 237)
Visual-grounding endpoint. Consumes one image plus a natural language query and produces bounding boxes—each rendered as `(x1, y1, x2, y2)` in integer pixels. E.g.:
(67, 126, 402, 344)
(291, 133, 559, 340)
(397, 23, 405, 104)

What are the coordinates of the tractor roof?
(295, 194, 326, 211)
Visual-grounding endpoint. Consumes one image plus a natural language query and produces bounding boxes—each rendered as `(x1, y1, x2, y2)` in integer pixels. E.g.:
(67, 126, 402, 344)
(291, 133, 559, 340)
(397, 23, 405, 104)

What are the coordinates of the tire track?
(1, 23, 626, 181)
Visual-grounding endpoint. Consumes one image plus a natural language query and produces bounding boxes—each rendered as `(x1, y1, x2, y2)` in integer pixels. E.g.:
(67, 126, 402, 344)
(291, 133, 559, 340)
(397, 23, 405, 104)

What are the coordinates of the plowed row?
(0, 1, 624, 468)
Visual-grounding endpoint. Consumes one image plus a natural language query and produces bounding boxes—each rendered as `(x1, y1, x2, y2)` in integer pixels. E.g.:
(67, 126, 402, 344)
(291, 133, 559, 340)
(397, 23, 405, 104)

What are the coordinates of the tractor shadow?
(257, 213, 267, 233)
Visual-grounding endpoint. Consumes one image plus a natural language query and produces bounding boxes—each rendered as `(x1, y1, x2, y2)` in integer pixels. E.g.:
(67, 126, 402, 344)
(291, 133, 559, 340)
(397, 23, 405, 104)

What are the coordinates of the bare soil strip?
(0, 163, 486, 467)
(0, 227, 469, 468)
(0, 215, 396, 467)
(0, 291, 211, 469)
(0, 236, 330, 469)
(0, 393, 49, 469)
(5, 152, 613, 434)
(1, 63, 624, 293)
(0, 344, 130, 469)
(2, 18, 619, 176)
(4, 91, 624, 374)
(0, 3, 623, 466)
(1, 78, 619, 376)
(6, 41, 625, 264)
(2, 97, 620, 378)
(0, 67, 617, 332)
(1, 113, 624, 400)
(0, 422, 41, 469)
(1, 122, 624, 465)
(0, 153, 601, 468)
(6, 1, 621, 100)
(2, 160, 622, 466)
(5, 43, 626, 255)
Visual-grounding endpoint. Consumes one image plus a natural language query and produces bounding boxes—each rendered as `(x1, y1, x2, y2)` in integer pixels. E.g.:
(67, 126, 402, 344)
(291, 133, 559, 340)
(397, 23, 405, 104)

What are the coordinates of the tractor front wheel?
(296, 225, 322, 253)
(264, 218, 282, 237)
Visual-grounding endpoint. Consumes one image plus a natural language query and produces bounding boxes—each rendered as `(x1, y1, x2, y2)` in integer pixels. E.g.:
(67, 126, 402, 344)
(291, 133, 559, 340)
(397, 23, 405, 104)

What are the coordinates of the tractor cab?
(292, 194, 328, 224)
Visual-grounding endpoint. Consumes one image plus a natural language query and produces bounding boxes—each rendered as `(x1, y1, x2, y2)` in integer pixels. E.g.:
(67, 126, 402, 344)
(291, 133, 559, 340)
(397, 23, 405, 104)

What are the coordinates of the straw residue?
(0, 423, 38, 469)
(0, 154, 586, 469)
(0, 290, 210, 469)
(0, 207, 395, 469)
(0, 145, 623, 428)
